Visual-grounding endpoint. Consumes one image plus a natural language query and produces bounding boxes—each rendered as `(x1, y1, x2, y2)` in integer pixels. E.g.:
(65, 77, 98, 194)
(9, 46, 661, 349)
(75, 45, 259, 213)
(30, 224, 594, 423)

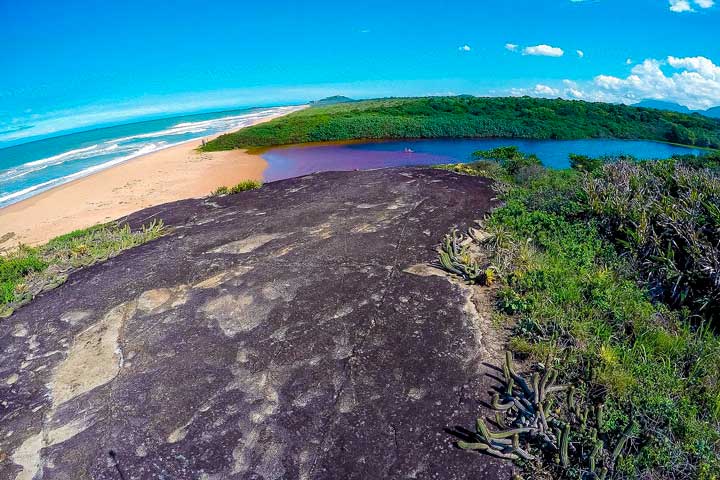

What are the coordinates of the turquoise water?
(261, 138, 707, 181)
(0, 105, 299, 208)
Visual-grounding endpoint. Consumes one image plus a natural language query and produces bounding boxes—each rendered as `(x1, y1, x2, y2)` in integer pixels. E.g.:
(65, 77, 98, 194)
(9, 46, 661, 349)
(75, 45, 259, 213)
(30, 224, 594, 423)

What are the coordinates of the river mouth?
(260, 138, 707, 182)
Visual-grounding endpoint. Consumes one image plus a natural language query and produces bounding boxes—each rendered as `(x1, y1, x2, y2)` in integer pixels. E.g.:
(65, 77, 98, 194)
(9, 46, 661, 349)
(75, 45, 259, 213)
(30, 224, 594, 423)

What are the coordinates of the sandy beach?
(0, 106, 306, 249)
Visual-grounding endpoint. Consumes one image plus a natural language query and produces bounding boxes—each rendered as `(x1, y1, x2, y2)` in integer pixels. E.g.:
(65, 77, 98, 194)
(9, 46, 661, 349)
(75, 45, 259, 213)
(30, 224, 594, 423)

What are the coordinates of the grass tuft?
(211, 180, 262, 196)
(0, 220, 165, 317)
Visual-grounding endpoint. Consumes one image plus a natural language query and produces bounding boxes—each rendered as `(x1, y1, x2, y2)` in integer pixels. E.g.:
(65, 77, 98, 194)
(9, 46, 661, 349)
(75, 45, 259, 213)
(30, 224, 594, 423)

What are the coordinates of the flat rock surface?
(0, 168, 513, 479)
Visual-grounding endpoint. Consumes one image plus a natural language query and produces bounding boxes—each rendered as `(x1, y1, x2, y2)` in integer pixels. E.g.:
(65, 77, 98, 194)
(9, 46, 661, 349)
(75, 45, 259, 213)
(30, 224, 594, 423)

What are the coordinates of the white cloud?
(669, 0, 714, 12)
(588, 56, 720, 109)
(667, 55, 720, 78)
(577, 50, 585, 58)
(506, 55, 720, 110)
(563, 80, 585, 98)
(505, 43, 518, 52)
(509, 84, 561, 98)
(522, 44, 565, 57)
(670, 0, 693, 11)
(626, 58, 633, 65)
(458, 45, 471, 52)
(534, 84, 560, 96)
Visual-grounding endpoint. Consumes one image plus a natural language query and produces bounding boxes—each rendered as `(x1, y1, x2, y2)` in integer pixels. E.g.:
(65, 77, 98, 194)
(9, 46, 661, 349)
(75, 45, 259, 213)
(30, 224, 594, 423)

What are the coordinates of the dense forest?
(202, 96, 720, 151)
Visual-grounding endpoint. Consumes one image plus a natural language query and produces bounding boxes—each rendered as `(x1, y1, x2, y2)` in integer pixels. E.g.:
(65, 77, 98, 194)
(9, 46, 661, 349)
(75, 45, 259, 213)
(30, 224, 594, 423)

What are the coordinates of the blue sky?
(1, 0, 719, 145)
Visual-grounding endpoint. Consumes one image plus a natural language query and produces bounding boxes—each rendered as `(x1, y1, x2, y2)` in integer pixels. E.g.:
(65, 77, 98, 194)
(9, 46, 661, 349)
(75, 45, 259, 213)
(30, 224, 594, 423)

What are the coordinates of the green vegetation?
(0, 253, 45, 305)
(569, 153, 605, 173)
(211, 180, 262, 196)
(584, 157, 720, 320)
(0, 221, 165, 317)
(201, 96, 720, 151)
(460, 350, 626, 479)
(439, 151, 720, 479)
(438, 228, 496, 285)
(473, 146, 543, 177)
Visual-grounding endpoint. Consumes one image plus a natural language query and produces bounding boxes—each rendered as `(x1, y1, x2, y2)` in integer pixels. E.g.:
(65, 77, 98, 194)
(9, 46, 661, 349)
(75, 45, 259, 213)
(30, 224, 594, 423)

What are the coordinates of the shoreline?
(250, 135, 718, 154)
(0, 105, 307, 249)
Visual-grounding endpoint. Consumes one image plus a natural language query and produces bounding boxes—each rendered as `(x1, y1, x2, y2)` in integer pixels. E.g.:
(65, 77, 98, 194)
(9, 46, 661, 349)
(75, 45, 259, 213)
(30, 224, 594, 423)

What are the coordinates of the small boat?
(403, 147, 414, 153)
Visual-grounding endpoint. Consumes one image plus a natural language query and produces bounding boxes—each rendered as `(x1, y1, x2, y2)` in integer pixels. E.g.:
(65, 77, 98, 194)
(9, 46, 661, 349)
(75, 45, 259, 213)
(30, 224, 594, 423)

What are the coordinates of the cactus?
(456, 351, 627, 479)
(612, 421, 635, 462)
(596, 404, 605, 432)
(492, 392, 515, 411)
(457, 441, 520, 460)
(560, 423, 571, 467)
(590, 439, 604, 473)
(567, 385, 576, 411)
(436, 227, 495, 284)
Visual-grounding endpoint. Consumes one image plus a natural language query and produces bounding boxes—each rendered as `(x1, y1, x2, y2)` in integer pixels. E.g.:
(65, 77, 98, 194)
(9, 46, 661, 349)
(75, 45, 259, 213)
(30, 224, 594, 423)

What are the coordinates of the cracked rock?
(0, 168, 512, 480)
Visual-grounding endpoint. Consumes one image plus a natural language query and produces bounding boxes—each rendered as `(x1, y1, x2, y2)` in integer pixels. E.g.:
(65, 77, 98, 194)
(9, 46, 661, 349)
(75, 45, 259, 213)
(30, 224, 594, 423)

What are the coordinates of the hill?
(634, 99, 720, 118)
(633, 99, 694, 114)
(706, 106, 720, 118)
(202, 96, 720, 151)
(309, 95, 355, 105)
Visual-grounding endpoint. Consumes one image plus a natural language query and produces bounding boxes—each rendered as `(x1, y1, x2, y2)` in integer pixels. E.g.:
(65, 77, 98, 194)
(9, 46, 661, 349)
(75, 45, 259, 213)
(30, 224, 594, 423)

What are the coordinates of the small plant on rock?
(211, 180, 262, 196)
(437, 227, 496, 285)
(230, 180, 262, 193)
(211, 186, 230, 196)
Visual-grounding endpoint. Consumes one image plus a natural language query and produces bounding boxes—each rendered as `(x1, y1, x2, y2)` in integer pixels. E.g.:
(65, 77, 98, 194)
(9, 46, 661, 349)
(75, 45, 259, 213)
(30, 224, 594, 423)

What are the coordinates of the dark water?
(261, 138, 706, 182)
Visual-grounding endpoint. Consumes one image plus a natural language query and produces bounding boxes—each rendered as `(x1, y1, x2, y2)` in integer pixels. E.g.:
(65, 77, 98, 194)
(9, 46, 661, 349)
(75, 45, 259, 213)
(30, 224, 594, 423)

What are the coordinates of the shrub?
(230, 180, 262, 193)
(472, 146, 543, 176)
(0, 252, 46, 304)
(211, 186, 230, 196)
(569, 153, 605, 172)
(583, 159, 720, 320)
(212, 180, 262, 196)
(435, 160, 510, 183)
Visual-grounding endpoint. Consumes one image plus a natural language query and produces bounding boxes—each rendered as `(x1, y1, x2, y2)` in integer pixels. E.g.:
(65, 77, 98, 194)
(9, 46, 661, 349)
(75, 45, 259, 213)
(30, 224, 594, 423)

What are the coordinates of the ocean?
(0, 105, 298, 208)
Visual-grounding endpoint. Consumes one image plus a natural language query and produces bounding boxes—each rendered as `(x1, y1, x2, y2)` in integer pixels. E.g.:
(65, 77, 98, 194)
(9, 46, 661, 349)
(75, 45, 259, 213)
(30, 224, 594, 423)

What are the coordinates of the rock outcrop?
(0, 168, 513, 479)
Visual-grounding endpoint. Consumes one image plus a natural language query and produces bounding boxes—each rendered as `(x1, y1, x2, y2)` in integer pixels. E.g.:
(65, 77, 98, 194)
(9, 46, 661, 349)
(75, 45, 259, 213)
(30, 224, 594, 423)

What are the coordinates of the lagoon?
(261, 138, 706, 182)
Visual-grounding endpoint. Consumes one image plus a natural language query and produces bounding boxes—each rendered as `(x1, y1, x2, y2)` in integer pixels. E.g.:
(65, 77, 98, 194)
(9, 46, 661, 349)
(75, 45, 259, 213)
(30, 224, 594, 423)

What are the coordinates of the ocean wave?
(24, 144, 100, 167)
(111, 106, 294, 143)
(0, 143, 126, 182)
(0, 142, 167, 205)
(0, 105, 300, 207)
(0, 178, 59, 204)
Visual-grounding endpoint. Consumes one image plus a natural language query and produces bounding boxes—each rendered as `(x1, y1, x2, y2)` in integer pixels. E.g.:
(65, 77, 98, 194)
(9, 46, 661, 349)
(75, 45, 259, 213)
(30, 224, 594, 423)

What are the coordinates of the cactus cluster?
(437, 227, 496, 285)
(459, 352, 636, 479)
